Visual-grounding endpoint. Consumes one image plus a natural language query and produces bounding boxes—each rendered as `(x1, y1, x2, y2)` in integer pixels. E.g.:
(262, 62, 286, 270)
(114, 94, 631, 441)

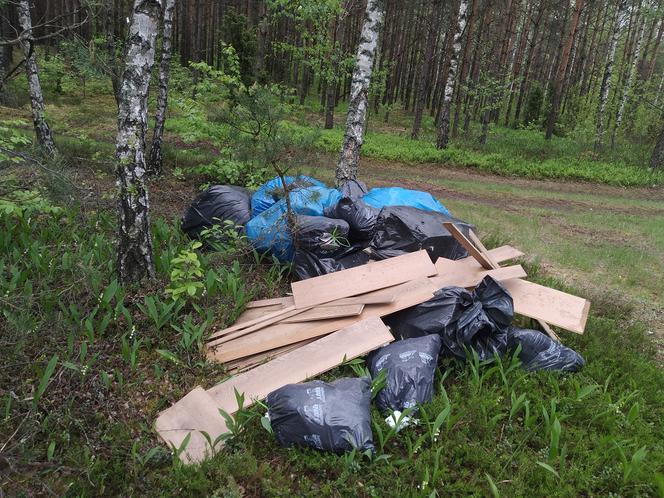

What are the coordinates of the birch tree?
(335, 0, 384, 185)
(436, 0, 469, 149)
(651, 111, 664, 169)
(611, 14, 646, 148)
(595, 0, 627, 151)
(17, 0, 57, 156)
(116, 0, 162, 283)
(147, 0, 176, 176)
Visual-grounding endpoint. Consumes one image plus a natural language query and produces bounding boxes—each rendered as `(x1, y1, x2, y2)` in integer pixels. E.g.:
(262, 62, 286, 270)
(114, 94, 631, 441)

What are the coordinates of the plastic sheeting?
(266, 377, 374, 453)
(250, 175, 326, 217)
(324, 197, 380, 241)
(181, 185, 251, 240)
(246, 186, 343, 261)
(507, 327, 585, 372)
(369, 206, 472, 261)
(368, 335, 442, 413)
(362, 187, 451, 216)
(384, 276, 513, 361)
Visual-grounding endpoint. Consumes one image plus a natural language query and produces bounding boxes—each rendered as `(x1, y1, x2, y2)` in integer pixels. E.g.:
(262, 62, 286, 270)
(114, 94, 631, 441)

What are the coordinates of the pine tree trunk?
(335, 0, 384, 185)
(545, 0, 584, 139)
(116, 0, 162, 284)
(611, 15, 646, 148)
(17, 0, 57, 156)
(452, 0, 479, 138)
(411, 0, 440, 140)
(651, 112, 664, 170)
(147, 0, 175, 176)
(594, 0, 625, 151)
(436, 0, 469, 150)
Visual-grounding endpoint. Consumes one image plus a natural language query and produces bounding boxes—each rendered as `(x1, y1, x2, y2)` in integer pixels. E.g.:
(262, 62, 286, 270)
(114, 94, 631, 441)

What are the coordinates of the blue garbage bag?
(246, 186, 343, 261)
(251, 175, 326, 217)
(362, 187, 451, 216)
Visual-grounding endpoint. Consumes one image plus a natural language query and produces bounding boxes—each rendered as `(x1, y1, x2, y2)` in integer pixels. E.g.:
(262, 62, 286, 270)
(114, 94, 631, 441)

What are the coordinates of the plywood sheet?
(291, 250, 437, 309)
(502, 278, 590, 334)
(155, 387, 228, 464)
(207, 317, 394, 411)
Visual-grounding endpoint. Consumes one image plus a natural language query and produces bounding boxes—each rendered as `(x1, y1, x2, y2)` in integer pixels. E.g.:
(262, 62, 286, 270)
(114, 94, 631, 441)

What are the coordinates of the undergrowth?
(1, 204, 663, 497)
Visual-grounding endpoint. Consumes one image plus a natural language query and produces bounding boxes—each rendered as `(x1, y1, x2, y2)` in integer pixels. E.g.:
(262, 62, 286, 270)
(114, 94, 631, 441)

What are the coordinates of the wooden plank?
(208, 305, 298, 341)
(245, 296, 293, 308)
(431, 261, 527, 288)
(537, 320, 561, 342)
(235, 304, 285, 324)
(207, 317, 394, 411)
(486, 245, 524, 263)
(224, 339, 317, 373)
(468, 229, 501, 268)
(442, 222, 494, 270)
(281, 304, 365, 323)
(502, 278, 590, 334)
(207, 278, 438, 362)
(290, 250, 437, 309)
(155, 387, 228, 464)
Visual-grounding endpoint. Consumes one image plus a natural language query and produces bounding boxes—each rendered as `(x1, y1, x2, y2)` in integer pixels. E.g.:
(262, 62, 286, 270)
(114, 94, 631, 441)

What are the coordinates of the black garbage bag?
(294, 244, 370, 280)
(324, 197, 380, 241)
(266, 377, 374, 453)
(507, 327, 585, 372)
(370, 206, 473, 262)
(367, 335, 442, 413)
(339, 179, 368, 200)
(292, 215, 371, 280)
(181, 185, 251, 240)
(384, 276, 512, 361)
(294, 215, 350, 251)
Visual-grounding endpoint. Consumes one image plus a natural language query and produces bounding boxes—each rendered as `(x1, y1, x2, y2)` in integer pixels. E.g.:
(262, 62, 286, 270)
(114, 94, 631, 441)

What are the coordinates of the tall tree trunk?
(645, 20, 663, 81)
(545, 0, 585, 139)
(436, 0, 469, 149)
(651, 111, 664, 169)
(17, 0, 57, 155)
(335, 0, 384, 185)
(411, 0, 440, 140)
(595, 0, 626, 151)
(147, 0, 176, 176)
(452, 0, 479, 137)
(116, 0, 162, 284)
(611, 15, 646, 148)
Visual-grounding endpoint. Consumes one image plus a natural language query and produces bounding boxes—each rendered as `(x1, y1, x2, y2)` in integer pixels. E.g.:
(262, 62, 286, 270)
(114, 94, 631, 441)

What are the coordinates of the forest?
(1, 0, 664, 496)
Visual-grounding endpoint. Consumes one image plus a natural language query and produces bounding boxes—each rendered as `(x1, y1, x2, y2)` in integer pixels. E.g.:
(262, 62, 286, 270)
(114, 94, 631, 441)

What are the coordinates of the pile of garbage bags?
(181, 175, 471, 278)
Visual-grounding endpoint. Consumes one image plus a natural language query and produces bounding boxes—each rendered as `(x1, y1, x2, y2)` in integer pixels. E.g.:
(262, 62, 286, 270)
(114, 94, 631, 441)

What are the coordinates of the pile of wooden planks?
(156, 231, 591, 464)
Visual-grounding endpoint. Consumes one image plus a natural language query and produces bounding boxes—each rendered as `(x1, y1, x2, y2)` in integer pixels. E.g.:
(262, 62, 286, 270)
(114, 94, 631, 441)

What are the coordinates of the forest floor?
(2, 93, 664, 496)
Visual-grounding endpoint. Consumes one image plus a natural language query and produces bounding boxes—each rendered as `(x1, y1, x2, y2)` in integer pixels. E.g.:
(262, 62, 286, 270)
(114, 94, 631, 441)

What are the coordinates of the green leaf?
(536, 461, 560, 479)
(34, 354, 58, 409)
(156, 349, 182, 365)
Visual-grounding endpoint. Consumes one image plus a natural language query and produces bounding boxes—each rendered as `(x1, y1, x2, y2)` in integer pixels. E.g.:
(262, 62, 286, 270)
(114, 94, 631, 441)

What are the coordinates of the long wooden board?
(484, 245, 524, 263)
(290, 250, 437, 309)
(431, 262, 527, 288)
(155, 387, 228, 464)
(207, 278, 438, 362)
(502, 278, 590, 334)
(207, 317, 394, 411)
(224, 338, 317, 373)
(281, 304, 364, 323)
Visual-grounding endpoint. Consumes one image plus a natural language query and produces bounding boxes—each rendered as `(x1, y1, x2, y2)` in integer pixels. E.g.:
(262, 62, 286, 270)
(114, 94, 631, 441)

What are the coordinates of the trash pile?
(157, 176, 591, 464)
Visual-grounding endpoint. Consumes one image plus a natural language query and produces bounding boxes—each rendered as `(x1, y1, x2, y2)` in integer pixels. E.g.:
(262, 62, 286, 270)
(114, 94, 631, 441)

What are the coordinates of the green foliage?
(190, 157, 269, 189)
(165, 241, 205, 300)
(523, 82, 544, 127)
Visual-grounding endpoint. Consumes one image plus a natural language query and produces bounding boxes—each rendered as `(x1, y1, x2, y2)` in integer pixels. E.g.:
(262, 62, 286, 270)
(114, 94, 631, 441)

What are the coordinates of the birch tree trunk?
(147, 0, 176, 176)
(611, 16, 646, 148)
(17, 0, 57, 156)
(545, 0, 585, 140)
(116, 0, 162, 284)
(594, 0, 626, 151)
(335, 0, 384, 185)
(436, 0, 469, 150)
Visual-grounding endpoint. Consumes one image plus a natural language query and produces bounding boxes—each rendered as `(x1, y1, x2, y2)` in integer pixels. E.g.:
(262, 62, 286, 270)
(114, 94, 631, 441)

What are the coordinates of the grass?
(2, 207, 663, 496)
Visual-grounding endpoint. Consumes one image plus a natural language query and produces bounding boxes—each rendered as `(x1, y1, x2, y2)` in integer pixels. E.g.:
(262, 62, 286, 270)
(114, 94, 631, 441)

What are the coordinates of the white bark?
(147, 0, 176, 175)
(436, 0, 469, 150)
(595, 0, 627, 150)
(335, 0, 384, 186)
(116, 0, 162, 283)
(17, 0, 57, 155)
(611, 14, 646, 148)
